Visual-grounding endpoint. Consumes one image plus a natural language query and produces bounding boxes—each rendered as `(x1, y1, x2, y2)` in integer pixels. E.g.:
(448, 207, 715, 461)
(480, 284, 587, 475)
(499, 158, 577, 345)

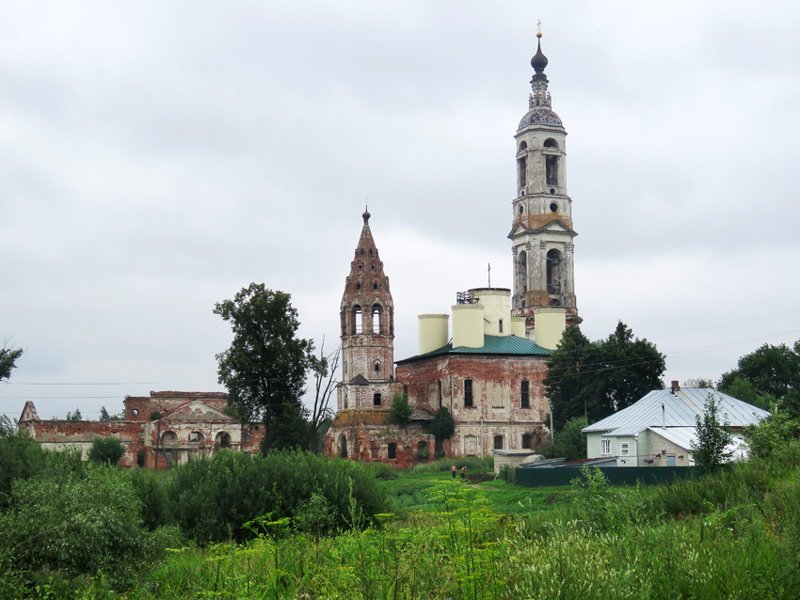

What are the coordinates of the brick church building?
(324, 32, 579, 466)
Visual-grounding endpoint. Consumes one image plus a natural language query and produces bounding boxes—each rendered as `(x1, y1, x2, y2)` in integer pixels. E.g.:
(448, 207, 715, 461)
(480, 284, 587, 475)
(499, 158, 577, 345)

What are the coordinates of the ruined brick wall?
(324, 409, 442, 468)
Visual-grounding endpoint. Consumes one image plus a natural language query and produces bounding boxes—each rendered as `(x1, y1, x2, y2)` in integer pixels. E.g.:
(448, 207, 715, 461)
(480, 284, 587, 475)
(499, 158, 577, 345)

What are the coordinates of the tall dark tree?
(214, 284, 313, 450)
(0, 344, 23, 383)
(545, 322, 665, 432)
(594, 321, 665, 416)
(718, 341, 800, 415)
(544, 325, 595, 431)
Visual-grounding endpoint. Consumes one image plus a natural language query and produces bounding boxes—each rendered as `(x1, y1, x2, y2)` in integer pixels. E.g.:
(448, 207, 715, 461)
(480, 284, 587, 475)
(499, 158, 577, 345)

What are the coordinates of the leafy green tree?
(0, 344, 22, 382)
(594, 322, 665, 415)
(429, 406, 456, 458)
(88, 437, 126, 465)
(263, 400, 309, 451)
(544, 325, 595, 431)
(389, 394, 412, 427)
(743, 411, 800, 461)
(214, 284, 313, 450)
(548, 416, 588, 461)
(545, 322, 664, 431)
(691, 394, 733, 469)
(719, 341, 800, 416)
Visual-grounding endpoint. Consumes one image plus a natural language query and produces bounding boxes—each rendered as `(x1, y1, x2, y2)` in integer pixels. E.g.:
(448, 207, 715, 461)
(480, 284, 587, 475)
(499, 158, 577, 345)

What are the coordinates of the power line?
(651, 306, 800, 340)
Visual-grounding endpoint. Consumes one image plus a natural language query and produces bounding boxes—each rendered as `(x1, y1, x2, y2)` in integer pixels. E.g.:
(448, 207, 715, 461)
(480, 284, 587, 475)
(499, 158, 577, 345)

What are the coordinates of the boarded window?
(464, 379, 473, 408)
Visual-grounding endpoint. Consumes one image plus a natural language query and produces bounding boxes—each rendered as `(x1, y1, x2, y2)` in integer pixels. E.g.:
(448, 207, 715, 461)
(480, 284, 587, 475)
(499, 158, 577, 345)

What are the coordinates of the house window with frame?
(620, 442, 630, 456)
(464, 379, 473, 408)
(601, 438, 611, 455)
(520, 380, 530, 408)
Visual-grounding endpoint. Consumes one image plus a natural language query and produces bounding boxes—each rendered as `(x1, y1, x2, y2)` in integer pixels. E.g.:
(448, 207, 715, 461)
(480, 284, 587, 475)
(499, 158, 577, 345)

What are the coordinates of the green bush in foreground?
(88, 436, 126, 465)
(0, 466, 179, 593)
(167, 450, 389, 544)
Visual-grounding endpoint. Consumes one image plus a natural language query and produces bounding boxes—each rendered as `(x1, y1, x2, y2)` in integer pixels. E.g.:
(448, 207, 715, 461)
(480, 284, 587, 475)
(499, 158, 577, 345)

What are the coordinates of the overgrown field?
(3, 432, 800, 598)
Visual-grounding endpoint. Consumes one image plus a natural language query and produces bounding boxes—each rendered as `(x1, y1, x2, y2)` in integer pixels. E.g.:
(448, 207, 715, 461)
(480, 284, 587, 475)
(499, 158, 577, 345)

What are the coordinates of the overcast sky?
(3, 1, 800, 421)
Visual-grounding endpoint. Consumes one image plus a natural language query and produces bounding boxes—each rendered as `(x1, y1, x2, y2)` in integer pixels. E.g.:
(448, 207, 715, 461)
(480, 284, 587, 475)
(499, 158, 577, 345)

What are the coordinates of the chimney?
(671, 380, 680, 394)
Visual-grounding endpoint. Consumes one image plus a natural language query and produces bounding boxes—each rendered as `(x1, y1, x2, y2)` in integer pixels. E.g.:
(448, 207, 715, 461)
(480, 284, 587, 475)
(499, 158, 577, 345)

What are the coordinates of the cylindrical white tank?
(511, 317, 526, 338)
(533, 308, 567, 350)
(418, 314, 449, 355)
(469, 288, 511, 336)
(452, 304, 484, 348)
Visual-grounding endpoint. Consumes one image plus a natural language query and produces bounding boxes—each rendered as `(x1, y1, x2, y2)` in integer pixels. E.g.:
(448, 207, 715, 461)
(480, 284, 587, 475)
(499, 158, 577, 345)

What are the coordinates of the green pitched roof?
(396, 334, 551, 365)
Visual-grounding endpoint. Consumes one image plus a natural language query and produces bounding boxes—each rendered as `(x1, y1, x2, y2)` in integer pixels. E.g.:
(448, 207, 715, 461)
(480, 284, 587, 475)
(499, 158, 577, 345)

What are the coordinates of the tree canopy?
(0, 345, 23, 383)
(544, 321, 665, 432)
(691, 394, 733, 469)
(214, 284, 314, 451)
(718, 341, 800, 415)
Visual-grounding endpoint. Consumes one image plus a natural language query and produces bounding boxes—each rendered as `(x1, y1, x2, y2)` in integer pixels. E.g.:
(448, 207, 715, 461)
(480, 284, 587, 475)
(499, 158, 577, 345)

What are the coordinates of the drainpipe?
(633, 433, 639, 467)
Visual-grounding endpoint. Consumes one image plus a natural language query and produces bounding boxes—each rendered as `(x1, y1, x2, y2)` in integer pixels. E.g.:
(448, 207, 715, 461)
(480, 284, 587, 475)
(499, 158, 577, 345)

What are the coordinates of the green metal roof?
(396, 334, 551, 365)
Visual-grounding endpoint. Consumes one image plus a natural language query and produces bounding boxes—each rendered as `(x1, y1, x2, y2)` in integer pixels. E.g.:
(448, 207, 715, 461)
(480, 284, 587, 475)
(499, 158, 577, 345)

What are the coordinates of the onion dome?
(531, 32, 548, 74)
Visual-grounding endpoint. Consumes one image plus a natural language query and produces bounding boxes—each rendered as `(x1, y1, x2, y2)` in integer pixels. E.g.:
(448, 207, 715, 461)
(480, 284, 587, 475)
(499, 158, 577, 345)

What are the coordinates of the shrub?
(167, 450, 389, 544)
(389, 394, 412, 426)
(129, 468, 172, 530)
(0, 430, 47, 509)
(88, 436, 126, 465)
(0, 466, 178, 589)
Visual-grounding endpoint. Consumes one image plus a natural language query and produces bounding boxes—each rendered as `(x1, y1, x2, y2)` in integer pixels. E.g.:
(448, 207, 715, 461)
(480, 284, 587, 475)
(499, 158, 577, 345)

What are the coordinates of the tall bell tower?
(337, 209, 396, 410)
(509, 31, 580, 335)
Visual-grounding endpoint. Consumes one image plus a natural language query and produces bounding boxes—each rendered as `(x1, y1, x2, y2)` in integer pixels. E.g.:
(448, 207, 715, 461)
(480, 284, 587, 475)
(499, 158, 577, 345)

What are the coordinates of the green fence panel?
(514, 466, 702, 487)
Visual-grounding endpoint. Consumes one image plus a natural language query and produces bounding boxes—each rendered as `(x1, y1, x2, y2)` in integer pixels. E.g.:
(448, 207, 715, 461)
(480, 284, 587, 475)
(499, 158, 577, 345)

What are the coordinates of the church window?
(355, 282, 361, 290)
(189, 431, 204, 443)
(518, 204, 524, 214)
(518, 141, 528, 152)
(339, 434, 348, 458)
(372, 304, 382, 333)
(499, 319, 504, 333)
(387, 442, 397, 459)
(373, 360, 381, 374)
(464, 379, 474, 408)
(516, 251, 528, 302)
(494, 435, 504, 450)
(373, 282, 378, 290)
(550, 202, 559, 212)
(546, 249, 562, 295)
(517, 156, 527, 190)
(543, 138, 559, 149)
(546, 155, 559, 186)
(403, 384, 408, 397)
(522, 433, 533, 449)
(438, 380, 443, 408)
(353, 305, 363, 333)
(521, 380, 530, 408)
(368, 249, 372, 255)
(161, 431, 177, 444)
(373, 393, 382, 406)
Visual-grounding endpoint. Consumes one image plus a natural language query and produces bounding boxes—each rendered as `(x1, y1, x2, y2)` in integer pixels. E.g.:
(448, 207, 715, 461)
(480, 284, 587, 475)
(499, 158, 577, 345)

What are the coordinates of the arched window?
(517, 155, 527, 190)
(543, 138, 559, 149)
(516, 250, 528, 305)
(215, 431, 231, 449)
(161, 431, 177, 445)
(546, 249, 562, 295)
(338, 434, 348, 458)
(518, 141, 528, 152)
(353, 305, 363, 334)
(188, 431, 204, 444)
(372, 304, 382, 334)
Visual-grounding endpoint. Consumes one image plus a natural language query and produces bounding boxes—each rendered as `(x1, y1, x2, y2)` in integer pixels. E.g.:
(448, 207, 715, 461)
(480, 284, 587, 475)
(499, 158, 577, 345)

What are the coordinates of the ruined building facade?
(19, 391, 264, 468)
(324, 33, 575, 466)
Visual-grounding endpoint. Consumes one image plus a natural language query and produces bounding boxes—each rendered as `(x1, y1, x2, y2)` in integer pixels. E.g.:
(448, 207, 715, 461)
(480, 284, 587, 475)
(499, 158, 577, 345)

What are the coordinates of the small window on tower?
(373, 393, 382, 406)
(546, 155, 559, 186)
(353, 305, 363, 334)
(373, 282, 378, 290)
(550, 202, 559, 212)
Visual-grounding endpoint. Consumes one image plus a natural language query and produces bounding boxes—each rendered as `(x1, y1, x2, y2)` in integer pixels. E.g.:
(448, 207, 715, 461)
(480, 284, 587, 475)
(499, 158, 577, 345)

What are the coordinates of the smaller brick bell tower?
(337, 209, 396, 410)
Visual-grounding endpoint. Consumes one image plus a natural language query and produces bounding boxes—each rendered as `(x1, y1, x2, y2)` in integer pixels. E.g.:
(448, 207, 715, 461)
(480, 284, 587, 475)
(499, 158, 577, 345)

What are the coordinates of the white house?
(582, 382, 769, 467)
